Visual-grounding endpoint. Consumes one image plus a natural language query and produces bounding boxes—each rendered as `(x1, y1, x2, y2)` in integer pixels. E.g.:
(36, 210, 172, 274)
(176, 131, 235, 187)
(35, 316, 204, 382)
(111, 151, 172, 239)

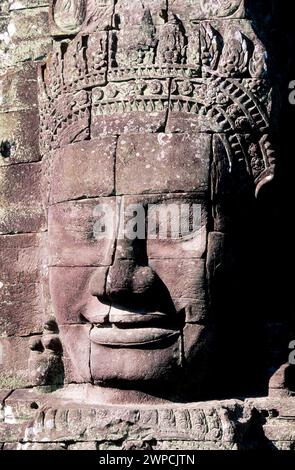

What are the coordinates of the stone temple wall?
(0, 0, 295, 450)
(0, 1, 50, 388)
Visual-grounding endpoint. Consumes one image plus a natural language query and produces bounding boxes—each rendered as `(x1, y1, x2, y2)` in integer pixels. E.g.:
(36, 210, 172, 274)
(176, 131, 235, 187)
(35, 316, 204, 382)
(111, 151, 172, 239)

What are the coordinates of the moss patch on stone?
(0, 373, 30, 390)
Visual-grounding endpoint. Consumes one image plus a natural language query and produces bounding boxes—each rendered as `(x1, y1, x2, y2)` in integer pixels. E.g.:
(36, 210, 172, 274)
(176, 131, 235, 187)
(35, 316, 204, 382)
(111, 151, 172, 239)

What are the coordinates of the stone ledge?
(0, 389, 295, 449)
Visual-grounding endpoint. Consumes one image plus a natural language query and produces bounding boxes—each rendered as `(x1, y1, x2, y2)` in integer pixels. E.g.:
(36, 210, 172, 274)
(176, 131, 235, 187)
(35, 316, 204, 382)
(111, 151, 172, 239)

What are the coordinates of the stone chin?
(90, 334, 182, 385)
(92, 326, 211, 392)
(59, 313, 210, 397)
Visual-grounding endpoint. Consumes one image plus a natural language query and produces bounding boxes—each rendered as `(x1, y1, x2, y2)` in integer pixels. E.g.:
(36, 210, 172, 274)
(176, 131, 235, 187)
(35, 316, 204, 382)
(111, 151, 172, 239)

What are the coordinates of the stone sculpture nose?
(89, 225, 175, 313)
(105, 260, 156, 303)
(90, 256, 176, 316)
(101, 221, 157, 303)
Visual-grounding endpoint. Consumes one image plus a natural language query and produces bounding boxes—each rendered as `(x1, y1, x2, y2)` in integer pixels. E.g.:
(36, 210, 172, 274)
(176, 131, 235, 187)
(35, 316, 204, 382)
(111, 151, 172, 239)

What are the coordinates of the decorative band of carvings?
(24, 405, 237, 443)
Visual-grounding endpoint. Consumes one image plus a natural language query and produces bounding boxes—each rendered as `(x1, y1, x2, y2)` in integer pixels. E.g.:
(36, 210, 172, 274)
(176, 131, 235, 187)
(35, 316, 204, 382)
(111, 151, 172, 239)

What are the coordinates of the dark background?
(208, 0, 295, 400)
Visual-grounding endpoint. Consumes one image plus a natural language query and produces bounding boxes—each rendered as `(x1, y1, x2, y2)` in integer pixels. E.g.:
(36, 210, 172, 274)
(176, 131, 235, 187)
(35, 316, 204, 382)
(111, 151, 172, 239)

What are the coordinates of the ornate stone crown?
(39, 1, 276, 190)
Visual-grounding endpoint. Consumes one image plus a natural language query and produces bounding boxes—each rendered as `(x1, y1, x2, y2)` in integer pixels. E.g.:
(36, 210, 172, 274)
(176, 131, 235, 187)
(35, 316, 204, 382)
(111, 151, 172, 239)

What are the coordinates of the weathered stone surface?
(0, 163, 45, 234)
(49, 0, 113, 36)
(0, 63, 38, 112)
(0, 0, 290, 452)
(0, 109, 40, 165)
(0, 62, 41, 166)
(48, 197, 116, 266)
(0, 336, 33, 389)
(0, 390, 11, 422)
(206, 231, 232, 304)
(114, 0, 166, 26)
(92, 103, 169, 137)
(90, 337, 181, 385)
(0, 233, 45, 336)
(91, 80, 170, 136)
(0, 7, 51, 67)
(198, 19, 268, 78)
(243, 398, 295, 447)
(268, 364, 295, 398)
(49, 137, 117, 204)
(62, 348, 87, 385)
(113, 193, 208, 260)
(149, 259, 206, 301)
(0, 270, 44, 337)
(67, 442, 97, 450)
(4, 442, 66, 450)
(182, 323, 211, 368)
(0, 422, 25, 443)
(10, 9, 49, 42)
(49, 266, 107, 324)
(174, 299, 207, 324)
(1, 39, 51, 68)
(9, 1, 49, 10)
(4, 388, 49, 423)
(0, 1, 9, 15)
(28, 329, 64, 387)
(155, 441, 238, 450)
(116, 133, 211, 195)
(0, 393, 294, 449)
(21, 396, 242, 443)
(170, 0, 245, 20)
(59, 324, 92, 383)
(147, 202, 208, 260)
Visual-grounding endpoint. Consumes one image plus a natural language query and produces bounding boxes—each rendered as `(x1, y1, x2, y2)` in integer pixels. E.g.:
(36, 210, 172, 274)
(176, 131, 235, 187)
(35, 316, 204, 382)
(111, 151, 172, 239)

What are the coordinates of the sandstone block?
(116, 133, 211, 195)
(49, 138, 116, 204)
(0, 163, 45, 234)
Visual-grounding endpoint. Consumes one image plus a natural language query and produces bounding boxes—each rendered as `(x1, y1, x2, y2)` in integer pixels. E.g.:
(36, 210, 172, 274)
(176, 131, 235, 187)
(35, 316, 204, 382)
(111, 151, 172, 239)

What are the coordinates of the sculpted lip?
(109, 309, 167, 325)
(90, 326, 180, 347)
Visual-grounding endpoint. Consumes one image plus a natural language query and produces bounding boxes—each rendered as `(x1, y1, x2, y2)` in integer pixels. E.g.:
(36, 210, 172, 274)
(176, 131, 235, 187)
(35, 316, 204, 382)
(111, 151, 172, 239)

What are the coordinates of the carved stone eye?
(53, 0, 86, 33)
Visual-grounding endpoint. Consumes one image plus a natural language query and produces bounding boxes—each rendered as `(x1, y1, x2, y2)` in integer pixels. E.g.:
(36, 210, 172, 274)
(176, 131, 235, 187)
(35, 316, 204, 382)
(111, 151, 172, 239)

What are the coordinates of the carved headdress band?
(39, 0, 276, 191)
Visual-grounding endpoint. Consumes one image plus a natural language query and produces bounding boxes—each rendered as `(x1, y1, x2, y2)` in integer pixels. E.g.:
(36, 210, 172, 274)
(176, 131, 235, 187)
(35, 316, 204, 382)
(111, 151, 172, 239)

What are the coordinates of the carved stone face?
(41, 0, 275, 400)
(47, 134, 212, 395)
